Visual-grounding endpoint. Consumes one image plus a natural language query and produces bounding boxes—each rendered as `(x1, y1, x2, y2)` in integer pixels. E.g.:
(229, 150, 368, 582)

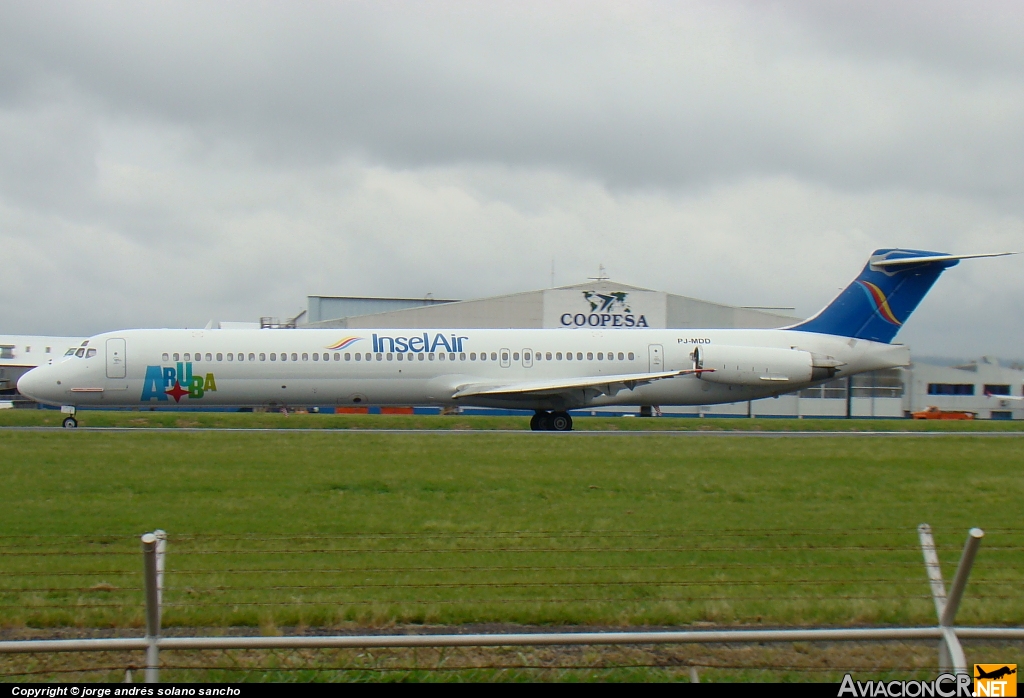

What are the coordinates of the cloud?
(0, 2, 1021, 357)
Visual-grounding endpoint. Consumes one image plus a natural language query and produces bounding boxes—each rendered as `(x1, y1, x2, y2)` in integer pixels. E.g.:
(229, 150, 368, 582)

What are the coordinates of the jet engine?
(692, 345, 841, 386)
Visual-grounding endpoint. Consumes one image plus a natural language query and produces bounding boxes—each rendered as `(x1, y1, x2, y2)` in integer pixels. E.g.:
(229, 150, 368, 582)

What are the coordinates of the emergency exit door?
(648, 344, 663, 373)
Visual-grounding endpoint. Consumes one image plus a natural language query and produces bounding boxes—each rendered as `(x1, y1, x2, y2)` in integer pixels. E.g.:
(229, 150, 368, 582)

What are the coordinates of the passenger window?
(216, 353, 222, 361)
(312, 353, 319, 361)
(162, 353, 169, 361)
(628, 352, 634, 360)
(480, 353, 487, 361)
(282, 353, 288, 361)
(291, 353, 298, 362)
(428, 353, 435, 361)
(228, 353, 234, 361)
(387, 353, 393, 361)
(618, 352, 624, 360)
(355, 353, 361, 361)
(460, 353, 466, 361)
(249, 353, 256, 361)
(333, 353, 339, 361)
(439, 353, 446, 361)
(270, 353, 277, 361)
(545, 352, 551, 360)
(470, 353, 477, 360)
(345, 353, 351, 361)
(173, 353, 180, 361)
(205, 353, 212, 361)
(577, 353, 584, 360)
(450, 353, 457, 361)
(397, 353, 403, 361)
(512, 352, 519, 361)
(302, 353, 309, 361)
(556, 352, 562, 360)
(86, 348, 97, 358)
(502, 352, 509, 361)
(566, 352, 572, 360)
(418, 353, 425, 361)
(597, 353, 603, 360)
(45, 347, 51, 353)
(184, 353, 191, 361)
(587, 352, 593, 360)
(375, 353, 382, 361)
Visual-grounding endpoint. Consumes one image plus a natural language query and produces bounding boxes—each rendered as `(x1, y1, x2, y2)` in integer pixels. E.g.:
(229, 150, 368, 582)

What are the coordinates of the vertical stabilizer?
(789, 249, 960, 343)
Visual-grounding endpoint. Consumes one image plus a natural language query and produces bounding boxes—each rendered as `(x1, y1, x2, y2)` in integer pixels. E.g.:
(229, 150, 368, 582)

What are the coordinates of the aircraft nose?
(17, 368, 54, 404)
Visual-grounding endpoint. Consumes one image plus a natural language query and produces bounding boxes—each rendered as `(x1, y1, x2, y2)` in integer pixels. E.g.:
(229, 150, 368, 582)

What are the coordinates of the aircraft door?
(648, 344, 663, 373)
(522, 348, 533, 368)
(500, 348, 511, 368)
(106, 338, 127, 379)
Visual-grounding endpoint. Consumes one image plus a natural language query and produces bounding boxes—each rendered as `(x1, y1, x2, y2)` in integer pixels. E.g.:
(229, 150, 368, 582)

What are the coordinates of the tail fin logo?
(326, 337, 363, 350)
(856, 280, 902, 326)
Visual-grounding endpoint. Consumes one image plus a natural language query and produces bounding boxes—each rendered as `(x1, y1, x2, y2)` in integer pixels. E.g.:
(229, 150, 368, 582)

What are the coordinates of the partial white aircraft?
(17, 249, 1012, 430)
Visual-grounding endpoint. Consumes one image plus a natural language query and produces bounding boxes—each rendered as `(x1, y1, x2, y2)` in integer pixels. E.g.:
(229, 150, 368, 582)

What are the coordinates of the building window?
(927, 383, 974, 396)
(984, 384, 1011, 396)
(799, 377, 849, 399)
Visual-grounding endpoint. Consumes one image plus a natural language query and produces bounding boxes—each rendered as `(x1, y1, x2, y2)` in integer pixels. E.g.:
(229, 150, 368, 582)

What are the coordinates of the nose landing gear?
(530, 410, 573, 432)
(61, 406, 78, 429)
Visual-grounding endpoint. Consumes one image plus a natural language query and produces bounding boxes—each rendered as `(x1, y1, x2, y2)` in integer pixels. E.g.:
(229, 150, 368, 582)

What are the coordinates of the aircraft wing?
(452, 368, 708, 400)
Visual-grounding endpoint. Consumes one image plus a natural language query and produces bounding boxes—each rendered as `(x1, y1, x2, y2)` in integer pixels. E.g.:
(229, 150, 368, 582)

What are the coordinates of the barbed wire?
(10, 545, 1018, 557)
(7, 577, 1019, 594)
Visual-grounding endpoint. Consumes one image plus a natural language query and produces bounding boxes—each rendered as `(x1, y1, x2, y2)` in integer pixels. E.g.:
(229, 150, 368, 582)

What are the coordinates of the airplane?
(17, 249, 1013, 430)
(976, 666, 1016, 680)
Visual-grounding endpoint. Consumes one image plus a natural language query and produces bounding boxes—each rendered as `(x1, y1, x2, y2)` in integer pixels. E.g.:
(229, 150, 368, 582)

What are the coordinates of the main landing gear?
(530, 410, 572, 432)
(61, 406, 77, 429)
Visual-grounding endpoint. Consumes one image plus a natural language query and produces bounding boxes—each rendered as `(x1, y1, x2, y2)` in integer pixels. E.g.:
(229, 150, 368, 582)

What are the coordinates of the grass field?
(1, 418, 1021, 680)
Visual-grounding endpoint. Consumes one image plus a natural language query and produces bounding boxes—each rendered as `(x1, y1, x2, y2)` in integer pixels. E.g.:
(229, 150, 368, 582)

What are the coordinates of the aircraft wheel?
(537, 412, 554, 431)
(529, 413, 542, 431)
(551, 411, 572, 432)
(62, 416, 78, 429)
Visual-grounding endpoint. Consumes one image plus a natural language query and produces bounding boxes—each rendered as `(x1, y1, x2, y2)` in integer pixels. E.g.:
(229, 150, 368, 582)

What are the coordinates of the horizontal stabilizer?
(452, 368, 706, 400)
(871, 252, 1016, 268)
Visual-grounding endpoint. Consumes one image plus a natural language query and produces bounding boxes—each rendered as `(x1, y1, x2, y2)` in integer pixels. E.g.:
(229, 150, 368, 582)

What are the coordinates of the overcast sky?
(1, 1, 1022, 357)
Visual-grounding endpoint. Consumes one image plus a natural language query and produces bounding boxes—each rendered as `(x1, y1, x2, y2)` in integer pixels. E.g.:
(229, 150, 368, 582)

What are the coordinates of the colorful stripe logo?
(326, 337, 363, 350)
(856, 280, 902, 326)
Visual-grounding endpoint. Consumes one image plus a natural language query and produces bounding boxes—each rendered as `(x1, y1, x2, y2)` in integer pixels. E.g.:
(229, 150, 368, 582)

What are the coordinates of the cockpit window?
(64, 349, 76, 357)
(75, 348, 86, 358)
(86, 348, 97, 358)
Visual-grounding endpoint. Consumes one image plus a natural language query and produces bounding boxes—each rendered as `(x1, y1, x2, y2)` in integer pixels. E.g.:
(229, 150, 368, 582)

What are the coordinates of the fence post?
(142, 533, 161, 683)
(154, 530, 167, 623)
(918, 525, 981, 676)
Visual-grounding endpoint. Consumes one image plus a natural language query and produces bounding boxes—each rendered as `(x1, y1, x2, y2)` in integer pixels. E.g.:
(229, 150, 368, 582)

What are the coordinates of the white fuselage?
(18, 327, 910, 411)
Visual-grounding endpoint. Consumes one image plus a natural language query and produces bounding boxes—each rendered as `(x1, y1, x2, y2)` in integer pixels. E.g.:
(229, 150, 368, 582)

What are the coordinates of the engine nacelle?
(692, 345, 834, 386)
